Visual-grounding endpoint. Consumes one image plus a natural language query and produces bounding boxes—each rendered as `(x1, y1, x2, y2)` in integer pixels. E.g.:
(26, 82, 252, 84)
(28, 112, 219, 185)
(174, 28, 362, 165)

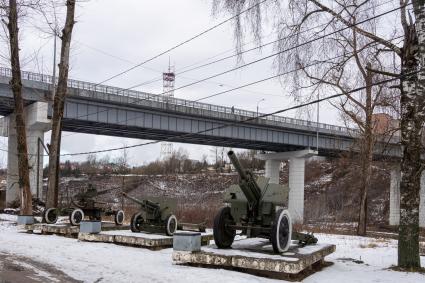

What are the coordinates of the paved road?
(0, 252, 81, 283)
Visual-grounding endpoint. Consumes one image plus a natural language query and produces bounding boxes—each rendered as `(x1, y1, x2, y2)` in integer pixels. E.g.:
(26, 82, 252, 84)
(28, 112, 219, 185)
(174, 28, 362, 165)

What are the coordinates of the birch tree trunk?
(397, 0, 425, 269)
(46, 0, 76, 208)
(6, 0, 32, 215)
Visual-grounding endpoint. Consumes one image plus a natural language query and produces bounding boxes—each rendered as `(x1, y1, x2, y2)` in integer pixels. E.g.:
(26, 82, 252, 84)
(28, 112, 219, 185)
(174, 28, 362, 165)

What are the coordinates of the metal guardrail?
(0, 67, 356, 136)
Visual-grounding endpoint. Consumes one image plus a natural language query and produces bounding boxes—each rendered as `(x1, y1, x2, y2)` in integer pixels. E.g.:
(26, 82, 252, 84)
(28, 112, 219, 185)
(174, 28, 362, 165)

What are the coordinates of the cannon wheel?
(114, 210, 125, 225)
(213, 206, 235, 248)
(69, 208, 84, 226)
(43, 208, 58, 224)
(165, 214, 177, 236)
(271, 209, 292, 253)
(130, 212, 144, 232)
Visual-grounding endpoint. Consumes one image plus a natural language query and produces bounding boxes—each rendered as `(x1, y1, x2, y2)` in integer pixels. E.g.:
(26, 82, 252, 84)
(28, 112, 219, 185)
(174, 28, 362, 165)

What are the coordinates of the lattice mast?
(160, 60, 175, 158)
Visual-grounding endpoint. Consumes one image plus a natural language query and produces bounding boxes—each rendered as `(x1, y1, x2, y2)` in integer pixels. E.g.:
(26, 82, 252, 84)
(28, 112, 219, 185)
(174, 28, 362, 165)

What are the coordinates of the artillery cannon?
(122, 192, 177, 236)
(43, 184, 125, 226)
(213, 151, 317, 253)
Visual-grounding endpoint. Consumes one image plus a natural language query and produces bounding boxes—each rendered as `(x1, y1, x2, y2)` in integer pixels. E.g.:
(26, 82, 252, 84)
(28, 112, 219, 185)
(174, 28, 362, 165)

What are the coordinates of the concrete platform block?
(172, 238, 335, 279)
(78, 230, 214, 250)
(23, 222, 128, 238)
(80, 221, 101, 234)
(17, 215, 34, 225)
(173, 232, 201, 252)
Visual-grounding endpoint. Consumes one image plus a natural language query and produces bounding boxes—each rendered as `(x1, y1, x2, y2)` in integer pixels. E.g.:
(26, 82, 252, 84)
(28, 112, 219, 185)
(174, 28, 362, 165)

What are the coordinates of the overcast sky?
(0, 0, 349, 167)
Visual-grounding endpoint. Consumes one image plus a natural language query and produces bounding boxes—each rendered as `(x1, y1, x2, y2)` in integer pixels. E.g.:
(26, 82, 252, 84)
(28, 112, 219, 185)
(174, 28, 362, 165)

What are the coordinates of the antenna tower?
(160, 60, 175, 158)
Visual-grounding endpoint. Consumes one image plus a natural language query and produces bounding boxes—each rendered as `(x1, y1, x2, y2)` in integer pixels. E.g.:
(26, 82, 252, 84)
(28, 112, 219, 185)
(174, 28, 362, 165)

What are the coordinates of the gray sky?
(0, 0, 345, 166)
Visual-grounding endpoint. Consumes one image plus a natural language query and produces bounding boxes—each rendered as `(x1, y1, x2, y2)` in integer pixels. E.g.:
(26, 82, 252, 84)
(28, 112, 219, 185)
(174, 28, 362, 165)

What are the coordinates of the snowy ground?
(0, 214, 424, 283)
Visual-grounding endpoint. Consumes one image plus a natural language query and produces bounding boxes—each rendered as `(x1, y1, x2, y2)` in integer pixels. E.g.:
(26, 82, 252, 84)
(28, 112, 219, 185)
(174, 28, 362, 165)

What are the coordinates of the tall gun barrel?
(122, 192, 160, 212)
(122, 192, 143, 205)
(228, 150, 248, 180)
(96, 187, 118, 196)
(227, 151, 262, 207)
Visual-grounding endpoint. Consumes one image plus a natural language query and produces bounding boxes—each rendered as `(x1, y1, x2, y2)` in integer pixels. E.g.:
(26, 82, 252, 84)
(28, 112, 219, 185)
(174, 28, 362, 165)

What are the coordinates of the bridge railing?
(0, 67, 358, 136)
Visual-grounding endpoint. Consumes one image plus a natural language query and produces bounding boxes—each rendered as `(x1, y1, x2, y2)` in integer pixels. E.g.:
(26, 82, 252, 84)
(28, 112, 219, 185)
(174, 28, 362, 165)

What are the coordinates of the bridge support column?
(288, 157, 305, 223)
(389, 165, 400, 226)
(389, 165, 425, 228)
(0, 102, 50, 205)
(264, 159, 280, 184)
(256, 149, 317, 224)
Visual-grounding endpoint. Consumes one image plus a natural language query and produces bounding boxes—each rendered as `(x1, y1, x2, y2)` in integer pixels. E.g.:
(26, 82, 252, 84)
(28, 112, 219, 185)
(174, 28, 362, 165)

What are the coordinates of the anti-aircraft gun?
(43, 184, 125, 226)
(213, 151, 317, 253)
(122, 192, 177, 236)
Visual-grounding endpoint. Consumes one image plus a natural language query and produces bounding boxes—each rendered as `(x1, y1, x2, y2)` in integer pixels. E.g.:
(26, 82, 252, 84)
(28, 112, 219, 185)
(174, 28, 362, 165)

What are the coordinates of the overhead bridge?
(0, 67, 400, 157)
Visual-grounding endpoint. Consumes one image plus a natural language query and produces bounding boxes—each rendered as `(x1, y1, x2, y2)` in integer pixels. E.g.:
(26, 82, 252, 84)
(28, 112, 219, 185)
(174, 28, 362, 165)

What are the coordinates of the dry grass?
(359, 243, 378, 249)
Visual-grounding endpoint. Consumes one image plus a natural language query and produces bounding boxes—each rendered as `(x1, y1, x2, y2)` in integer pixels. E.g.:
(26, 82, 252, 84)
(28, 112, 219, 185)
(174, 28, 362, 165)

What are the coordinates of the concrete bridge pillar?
(288, 157, 306, 223)
(389, 165, 425, 228)
(264, 159, 280, 184)
(256, 149, 317, 224)
(389, 165, 400, 226)
(0, 102, 50, 205)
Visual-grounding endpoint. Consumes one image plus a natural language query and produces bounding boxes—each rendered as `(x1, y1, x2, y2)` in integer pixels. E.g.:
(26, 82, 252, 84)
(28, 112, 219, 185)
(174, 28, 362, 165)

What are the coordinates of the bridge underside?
(62, 118, 313, 153)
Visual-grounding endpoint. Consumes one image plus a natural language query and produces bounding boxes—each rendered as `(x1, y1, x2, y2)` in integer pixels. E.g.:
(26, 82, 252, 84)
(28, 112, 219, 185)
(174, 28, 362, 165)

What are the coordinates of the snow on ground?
(0, 214, 424, 283)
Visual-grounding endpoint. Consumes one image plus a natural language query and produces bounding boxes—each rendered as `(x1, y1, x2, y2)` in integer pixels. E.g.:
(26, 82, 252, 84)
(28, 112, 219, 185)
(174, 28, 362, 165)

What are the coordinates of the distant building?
(60, 161, 80, 170)
(371, 113, 399, 136)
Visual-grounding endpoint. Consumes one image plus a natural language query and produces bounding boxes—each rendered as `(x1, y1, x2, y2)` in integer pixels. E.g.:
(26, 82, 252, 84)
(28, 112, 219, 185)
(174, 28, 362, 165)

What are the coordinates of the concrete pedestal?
(173, 232, 201, 252)
(80, 221, 102, 234)
(172, 238, 335, 280)
(17, 215, 34, 225)
(78, 230, 213, 250)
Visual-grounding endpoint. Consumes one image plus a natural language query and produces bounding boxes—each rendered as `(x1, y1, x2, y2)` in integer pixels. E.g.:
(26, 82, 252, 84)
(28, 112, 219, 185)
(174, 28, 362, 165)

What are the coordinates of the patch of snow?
(0, 220, 424, 283)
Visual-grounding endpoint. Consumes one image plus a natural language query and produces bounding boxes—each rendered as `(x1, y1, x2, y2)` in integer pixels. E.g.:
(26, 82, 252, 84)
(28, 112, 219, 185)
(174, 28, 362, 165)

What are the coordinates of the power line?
(128, 0, 396, 91)
(95, 0, 270, 85)
(149, 4, 405, 98)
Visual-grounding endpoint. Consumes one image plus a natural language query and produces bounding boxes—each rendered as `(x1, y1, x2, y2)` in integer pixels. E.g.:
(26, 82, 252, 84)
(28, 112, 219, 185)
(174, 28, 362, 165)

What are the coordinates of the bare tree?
(214, 0, 423, 268)
(1, 0, 33, 215)
(46, 0, 76, 208)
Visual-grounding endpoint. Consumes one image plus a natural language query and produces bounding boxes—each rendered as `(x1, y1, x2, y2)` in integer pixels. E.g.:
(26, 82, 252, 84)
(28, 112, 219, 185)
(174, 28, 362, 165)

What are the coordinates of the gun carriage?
(43, 184, 125, 226)
(122, 192, 178, 236)
(214, 151, 317, 253)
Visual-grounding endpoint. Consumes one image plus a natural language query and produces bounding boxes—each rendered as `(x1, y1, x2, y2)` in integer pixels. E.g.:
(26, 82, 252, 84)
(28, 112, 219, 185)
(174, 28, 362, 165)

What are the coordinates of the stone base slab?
(78, 230, 214, 250)
(23, 222, 129, 238)
(172, 238, 335, 279)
